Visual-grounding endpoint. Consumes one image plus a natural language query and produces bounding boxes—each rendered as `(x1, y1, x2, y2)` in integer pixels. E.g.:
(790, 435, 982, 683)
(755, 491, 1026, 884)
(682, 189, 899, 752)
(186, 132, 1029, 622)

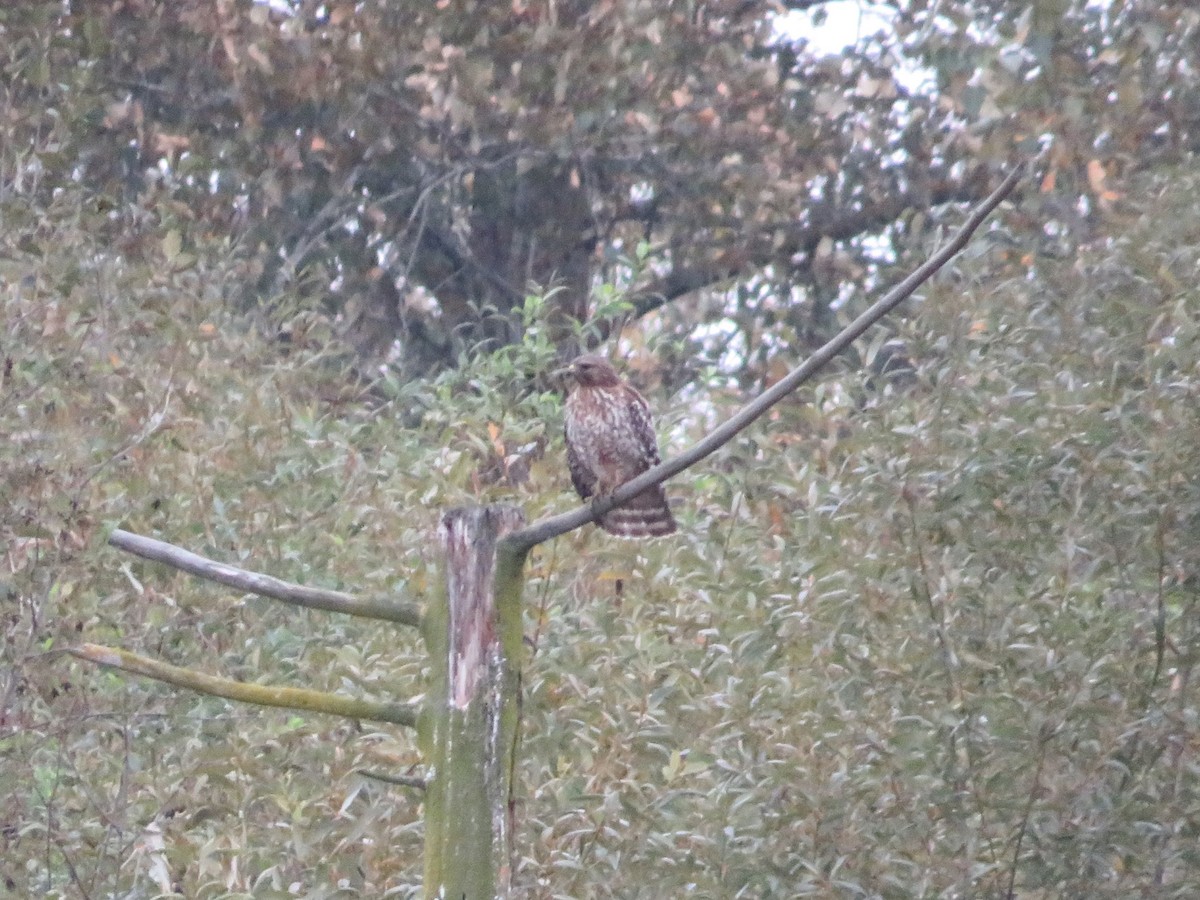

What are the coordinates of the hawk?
(558, 354, 676, 538)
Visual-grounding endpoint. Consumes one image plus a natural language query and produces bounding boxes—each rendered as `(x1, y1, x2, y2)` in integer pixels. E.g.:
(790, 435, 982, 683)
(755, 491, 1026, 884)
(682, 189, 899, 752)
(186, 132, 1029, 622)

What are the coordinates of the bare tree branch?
(68, 643, 418, 727)
(109, 529, 421, 628)
(506, 163, 1026, 553)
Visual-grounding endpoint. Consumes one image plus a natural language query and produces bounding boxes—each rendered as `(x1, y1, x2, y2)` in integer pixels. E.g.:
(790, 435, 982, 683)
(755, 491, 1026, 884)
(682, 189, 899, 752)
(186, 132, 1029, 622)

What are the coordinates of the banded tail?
(598, 485, 676, 538)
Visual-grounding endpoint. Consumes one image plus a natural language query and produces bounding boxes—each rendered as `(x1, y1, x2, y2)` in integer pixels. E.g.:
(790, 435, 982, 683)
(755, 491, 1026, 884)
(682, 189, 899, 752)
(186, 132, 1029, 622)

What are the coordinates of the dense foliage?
(6, 154, 1200, 894)
(5, 0, 1200, 897)
(4, 1, 1196, 375)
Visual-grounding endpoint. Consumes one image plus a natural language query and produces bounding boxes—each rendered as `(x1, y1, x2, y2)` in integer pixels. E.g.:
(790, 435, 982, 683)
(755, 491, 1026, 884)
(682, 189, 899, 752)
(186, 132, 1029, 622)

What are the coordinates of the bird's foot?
(589, 491, 615, 521)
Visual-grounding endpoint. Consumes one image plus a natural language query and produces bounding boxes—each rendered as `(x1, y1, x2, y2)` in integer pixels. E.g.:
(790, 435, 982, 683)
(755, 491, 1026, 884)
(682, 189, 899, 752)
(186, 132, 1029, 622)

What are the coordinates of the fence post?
(421, 505, 526, 899)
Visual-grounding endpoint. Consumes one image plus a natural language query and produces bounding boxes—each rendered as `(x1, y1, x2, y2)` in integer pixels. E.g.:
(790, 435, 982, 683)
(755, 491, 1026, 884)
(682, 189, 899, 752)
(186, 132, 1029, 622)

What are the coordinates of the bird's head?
(554, 354, 622, 389)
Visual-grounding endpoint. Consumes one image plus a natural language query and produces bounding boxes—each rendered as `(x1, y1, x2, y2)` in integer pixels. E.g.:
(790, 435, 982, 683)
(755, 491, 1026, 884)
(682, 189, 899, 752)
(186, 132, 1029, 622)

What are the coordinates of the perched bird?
(557, 354, 676, 538)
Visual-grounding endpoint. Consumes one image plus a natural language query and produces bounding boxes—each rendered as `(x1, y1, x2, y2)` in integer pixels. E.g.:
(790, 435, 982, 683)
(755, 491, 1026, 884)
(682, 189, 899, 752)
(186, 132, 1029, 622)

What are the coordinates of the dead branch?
(69, 643, 418, 727)
(109, 528, 421, 627)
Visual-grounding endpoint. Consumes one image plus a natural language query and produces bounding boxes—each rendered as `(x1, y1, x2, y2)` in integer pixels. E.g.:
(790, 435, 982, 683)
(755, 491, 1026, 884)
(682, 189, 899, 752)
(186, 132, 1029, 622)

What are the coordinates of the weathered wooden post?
(421, 505, 527, 899)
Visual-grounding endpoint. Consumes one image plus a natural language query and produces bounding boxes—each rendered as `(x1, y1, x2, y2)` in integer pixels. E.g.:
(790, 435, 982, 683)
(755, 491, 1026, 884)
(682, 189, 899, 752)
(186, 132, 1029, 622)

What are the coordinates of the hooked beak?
(550, 362, 576, 382)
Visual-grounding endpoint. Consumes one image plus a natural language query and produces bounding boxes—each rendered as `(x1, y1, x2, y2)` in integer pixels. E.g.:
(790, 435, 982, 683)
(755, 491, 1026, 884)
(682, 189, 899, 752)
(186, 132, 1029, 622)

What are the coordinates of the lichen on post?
(421, 504, 526, 900)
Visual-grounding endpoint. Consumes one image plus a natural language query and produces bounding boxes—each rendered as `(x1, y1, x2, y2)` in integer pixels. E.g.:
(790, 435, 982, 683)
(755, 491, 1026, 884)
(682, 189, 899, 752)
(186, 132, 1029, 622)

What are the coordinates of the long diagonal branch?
(109, 529, 421, 627)
(69, 643, 418, 727)
(505, 163, 1026, 553)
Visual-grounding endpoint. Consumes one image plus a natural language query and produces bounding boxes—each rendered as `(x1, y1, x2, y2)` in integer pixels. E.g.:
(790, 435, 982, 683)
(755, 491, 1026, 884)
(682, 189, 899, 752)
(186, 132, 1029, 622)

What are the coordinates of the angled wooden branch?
(69, 643, 418, 727)
(506, 162, 1026, 552)
(109, 528, 421, 627)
